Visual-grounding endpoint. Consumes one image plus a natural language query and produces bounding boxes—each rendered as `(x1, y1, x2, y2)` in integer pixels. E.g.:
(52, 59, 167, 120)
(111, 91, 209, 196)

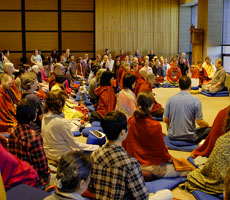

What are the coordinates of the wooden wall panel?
(62, 12, 94, 31)
(0, 12, 21, 30)
(0, 33, 22, 51)
(96, 0, 179, 59)
(25, 0, 57, 10)
(10, 53, 22, 68)
(0, 0, 21, 9)
(62, 0, 94, 10)
(26, 12, 58, 30)
(26, 33, 58, 50)
(62, 33, 94, 51)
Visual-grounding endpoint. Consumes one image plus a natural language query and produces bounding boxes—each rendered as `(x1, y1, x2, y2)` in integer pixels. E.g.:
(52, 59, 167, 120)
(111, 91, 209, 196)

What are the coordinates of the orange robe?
(191, 67, 210, 85)
(10, 79, 21, 104)
(134, 77, 145, 96)
(119, 71, 126, 90)
(117, 66, 125, 86)
(94, 86, 116, 118)
(0, 88, 17, 132)
(137, 81, 162, 113)
(191, 106, 229, 158)
(166, 66, 182, 83)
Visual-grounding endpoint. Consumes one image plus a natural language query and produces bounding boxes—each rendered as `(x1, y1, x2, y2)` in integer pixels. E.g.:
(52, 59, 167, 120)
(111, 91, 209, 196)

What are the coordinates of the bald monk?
(0, 73, 17, 132)
(138, 72, 164, 117)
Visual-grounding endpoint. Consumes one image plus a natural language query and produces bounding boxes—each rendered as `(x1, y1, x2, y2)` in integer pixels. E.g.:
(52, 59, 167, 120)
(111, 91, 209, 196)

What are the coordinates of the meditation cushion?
(191, 86, 199, 90)
(200, 90, 229, 97)
(146, 177, 187, 193)
(72, 131, 81, 137)
(6, 184, 49, 200)
(82, 127, 103, 137)
(91, 121, 101, 127)
(84, 99, 92, 106)
(192, 190, 223, 200)
(164, 136, 199, 152)
(87, 105, 95, 112)
(86, 132, 106, 147)
(0, 133, 8, 138)
(152, 116, 163, 121)
(187, 157, 198, 168)
(161, 84, 178, 88)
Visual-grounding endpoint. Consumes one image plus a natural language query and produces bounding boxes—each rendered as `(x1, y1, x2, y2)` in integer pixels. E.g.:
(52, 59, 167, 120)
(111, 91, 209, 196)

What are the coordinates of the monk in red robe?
(137, 72, 163, 117)
(0, 73, 17, 132)
(134, 67, 147, 96)
(167, 58, 182, 84)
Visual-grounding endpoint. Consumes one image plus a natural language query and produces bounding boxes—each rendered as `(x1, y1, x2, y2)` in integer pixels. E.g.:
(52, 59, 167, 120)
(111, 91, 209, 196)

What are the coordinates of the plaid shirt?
(89, 143, 149, 200)
(8, 124, 50, 185)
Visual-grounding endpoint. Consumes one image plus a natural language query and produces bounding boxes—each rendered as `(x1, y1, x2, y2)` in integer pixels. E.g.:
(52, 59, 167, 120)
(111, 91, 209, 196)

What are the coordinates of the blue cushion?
(200, 90, 229, 97)
(187, 156, 198, 168)
(82, 127, 103, 137)
(73, 81, 80, 84)
(1, 133, 8, 138)
(192, 190, 223, 200)
(91, 121, 101, 127)
(161, 84, 178, 88)
(87, 105, 95, 112)
(146, 177, 187, 193)
(85, 99, 92, 106)
(164, 136, 199, 152)
(86, 132, 106, 147)
(6, 184, 49, 200)
(152, 116, 163, 121)
(72, 131, 81, 137)
(191, 86, 199, 90)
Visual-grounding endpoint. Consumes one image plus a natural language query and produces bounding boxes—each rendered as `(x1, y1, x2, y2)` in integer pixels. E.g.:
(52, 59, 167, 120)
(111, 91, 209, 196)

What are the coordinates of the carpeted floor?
(77, 88, 230, 200)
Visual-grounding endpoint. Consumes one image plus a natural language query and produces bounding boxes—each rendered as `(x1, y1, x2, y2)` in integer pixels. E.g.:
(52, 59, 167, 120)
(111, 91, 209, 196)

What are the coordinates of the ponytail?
(134, 91, 154, 119)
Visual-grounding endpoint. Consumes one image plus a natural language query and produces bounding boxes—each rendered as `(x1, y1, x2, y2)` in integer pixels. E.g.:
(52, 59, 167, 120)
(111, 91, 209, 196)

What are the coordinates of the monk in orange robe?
(0, 73, 17, 132)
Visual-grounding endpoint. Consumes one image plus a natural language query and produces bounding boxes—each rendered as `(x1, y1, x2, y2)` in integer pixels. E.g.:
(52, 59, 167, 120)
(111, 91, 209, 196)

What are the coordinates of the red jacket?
(137, 81, 162, 113)
(166, 66, 182, 83)
(95, 86, 116, 118)
(123, 116, 171, 165)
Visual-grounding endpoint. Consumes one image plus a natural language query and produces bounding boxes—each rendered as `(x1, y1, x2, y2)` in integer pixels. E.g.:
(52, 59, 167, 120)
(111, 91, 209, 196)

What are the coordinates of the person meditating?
(166, 58, 182, 85)
(44, 151, 92, 200)
(0, 73, 17, 132)
(41, 90, 98, 162)
(123, 91, 194, 179)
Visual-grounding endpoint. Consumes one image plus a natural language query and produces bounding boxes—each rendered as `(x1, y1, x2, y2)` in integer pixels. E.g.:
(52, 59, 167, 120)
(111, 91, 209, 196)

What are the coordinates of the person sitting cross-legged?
(163, 76, 210, 143)
(8, 99, 50, 187)
(89, 111, 173, 200)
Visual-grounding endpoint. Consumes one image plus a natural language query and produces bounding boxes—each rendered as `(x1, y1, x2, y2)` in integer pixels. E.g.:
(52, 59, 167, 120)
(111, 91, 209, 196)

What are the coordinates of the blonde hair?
(3, 63, 14, 73)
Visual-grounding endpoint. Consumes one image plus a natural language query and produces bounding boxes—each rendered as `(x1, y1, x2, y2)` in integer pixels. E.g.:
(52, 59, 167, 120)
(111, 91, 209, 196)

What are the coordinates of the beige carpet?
(77, 88, 229, 200)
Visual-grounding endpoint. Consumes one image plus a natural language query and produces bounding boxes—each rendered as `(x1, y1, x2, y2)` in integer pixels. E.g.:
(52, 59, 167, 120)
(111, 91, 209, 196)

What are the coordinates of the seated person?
(8, 99, 50, 187)
(49, 63, 65, 91)
(30, 49, 42, 67)
(44, 151, 92, 200)
(163, 76, 210, 143)
(119, 62, 131, 90)
(143, 59, 152, 73)
(202, 56, 215, 78)
(90, 71, 116, 122)
(202, 59, 226, 93)
(41, 90, 98, 162)
(166, 58, 182, 85)
(134, 67, 147, 96)
(178, 56, 189, 76)
(88, 67, 106, 106)
(191, 61, 211, 86)
(89, 111, 173, 200)
(0, 73, 17, 132)
(21, 72, 43, 132)
(116, 74, 137, 119)
(138, 72, 164, 118)
(123, 91, 194, 178)
(116, 61, 125, 85)
(0, 143, 38, 188)
(51, 74, 84, 120)
(191, 106, 229, 158)
(152, 58, 164, 84)
(3, 62, 21, 103)
(182, 113, 230, 195)
(68, 54, 77, 81)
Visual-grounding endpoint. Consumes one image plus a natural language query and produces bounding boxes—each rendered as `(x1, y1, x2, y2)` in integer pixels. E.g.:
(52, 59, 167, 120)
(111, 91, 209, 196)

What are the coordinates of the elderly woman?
(41, 90, 98, 162)
(44, 151, 92, 200)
